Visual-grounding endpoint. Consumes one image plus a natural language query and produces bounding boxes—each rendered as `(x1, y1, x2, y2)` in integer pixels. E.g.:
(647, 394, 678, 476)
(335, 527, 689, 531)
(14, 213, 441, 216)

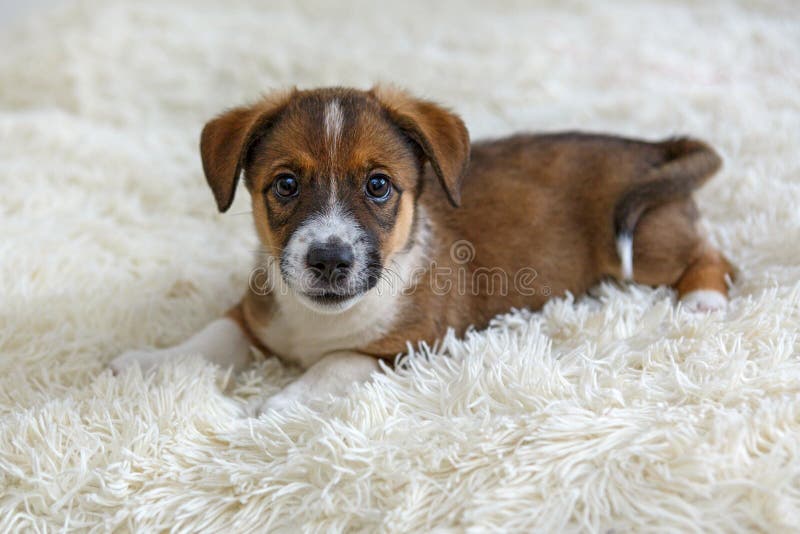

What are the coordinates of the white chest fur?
(253, 288, 402, 368)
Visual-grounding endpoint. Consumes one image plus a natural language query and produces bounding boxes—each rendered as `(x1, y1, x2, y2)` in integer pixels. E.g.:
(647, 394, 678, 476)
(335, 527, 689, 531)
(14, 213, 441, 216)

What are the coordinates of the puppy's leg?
(619, 199, 701, 286)
(109, 306, 252, 375)
(675, 246, 734, 313)
(256, 352, 379, 415)
(610, 199, 734, 312)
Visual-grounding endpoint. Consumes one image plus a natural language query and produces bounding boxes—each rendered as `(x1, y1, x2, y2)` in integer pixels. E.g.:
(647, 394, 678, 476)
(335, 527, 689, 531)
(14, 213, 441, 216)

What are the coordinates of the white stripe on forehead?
(324, 99, 345, 203)
(324, 99, 344, 157)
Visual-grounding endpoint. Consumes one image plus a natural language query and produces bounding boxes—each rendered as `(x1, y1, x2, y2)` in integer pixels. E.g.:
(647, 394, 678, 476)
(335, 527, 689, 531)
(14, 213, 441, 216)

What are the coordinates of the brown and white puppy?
(110, 86, 734, 413)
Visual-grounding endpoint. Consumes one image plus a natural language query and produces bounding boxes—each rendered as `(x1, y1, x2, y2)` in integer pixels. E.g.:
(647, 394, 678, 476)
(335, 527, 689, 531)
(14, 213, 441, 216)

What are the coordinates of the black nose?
(306, 241, 354, 281)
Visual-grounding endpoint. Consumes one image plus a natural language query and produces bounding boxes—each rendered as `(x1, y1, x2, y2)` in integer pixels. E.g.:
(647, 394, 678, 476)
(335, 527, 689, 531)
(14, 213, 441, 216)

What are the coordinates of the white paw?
(681, 289, 728, 313)
(108, 349, 167, 375)
(253, 392, 300, 417)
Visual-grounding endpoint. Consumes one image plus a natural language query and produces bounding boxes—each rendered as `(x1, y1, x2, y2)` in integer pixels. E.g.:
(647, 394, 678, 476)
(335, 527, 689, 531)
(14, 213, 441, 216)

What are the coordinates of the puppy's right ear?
(200, 90, 294, 212)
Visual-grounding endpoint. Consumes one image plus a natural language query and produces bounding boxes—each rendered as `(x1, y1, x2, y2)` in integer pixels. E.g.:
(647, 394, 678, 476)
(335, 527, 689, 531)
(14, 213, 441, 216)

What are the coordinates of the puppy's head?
(200, 86, 469, 312)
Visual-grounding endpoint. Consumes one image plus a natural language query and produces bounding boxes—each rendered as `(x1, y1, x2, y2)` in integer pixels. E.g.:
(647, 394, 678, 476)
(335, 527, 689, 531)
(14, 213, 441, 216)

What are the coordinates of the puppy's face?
(200, 87, 470, 313)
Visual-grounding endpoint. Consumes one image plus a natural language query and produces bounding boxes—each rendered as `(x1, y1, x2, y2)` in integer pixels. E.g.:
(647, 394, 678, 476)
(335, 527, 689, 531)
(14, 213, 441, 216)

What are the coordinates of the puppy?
(110, 86, 734, 413)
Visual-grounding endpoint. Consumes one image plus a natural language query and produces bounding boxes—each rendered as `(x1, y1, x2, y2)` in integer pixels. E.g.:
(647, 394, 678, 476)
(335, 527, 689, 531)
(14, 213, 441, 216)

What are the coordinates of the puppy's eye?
(273, 174, 299, 198)
(365, 174, 392, 201)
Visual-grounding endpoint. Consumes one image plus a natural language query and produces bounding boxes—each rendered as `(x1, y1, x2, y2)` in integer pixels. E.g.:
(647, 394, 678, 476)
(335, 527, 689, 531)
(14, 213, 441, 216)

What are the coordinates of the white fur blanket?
(1, 0, 799, 531)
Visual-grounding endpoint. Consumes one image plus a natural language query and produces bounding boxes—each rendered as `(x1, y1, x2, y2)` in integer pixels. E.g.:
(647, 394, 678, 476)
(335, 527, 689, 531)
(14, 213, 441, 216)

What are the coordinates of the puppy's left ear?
(371, 86, 470, 207)
(200, 90, 294, 212)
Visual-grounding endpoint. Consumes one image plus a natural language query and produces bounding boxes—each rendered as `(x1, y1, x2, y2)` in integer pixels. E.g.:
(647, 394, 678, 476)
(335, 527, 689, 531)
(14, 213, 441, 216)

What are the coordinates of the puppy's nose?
(306, 241, 354, 280)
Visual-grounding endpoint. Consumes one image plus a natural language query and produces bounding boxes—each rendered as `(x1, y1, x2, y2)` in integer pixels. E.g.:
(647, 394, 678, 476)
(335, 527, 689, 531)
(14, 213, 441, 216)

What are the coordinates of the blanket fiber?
(1, 0, 799, 531)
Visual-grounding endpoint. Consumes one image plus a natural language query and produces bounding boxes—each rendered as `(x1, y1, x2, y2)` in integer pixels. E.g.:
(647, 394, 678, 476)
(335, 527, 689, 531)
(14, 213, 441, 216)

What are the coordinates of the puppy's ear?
(200, 90, 294, 212)
(370, 85, 470, 207)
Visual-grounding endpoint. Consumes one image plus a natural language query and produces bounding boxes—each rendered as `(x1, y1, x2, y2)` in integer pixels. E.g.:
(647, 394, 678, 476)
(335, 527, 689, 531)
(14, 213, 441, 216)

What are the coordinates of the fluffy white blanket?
(1, 0, 799, 531)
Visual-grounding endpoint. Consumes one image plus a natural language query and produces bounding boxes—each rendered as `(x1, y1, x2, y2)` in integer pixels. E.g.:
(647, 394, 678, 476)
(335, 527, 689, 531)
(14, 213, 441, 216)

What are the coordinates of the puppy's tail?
(614, 137, 722, 280)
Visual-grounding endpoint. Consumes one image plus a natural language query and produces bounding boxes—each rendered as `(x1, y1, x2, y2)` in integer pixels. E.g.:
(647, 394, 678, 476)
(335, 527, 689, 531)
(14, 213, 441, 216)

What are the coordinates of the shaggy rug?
(1, 0, 799, 531)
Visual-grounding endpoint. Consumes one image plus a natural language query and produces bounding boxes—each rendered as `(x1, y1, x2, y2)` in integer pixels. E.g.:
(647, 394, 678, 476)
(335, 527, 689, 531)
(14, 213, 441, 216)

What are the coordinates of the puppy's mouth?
(304, 289, 361, 305)
(283, 264, 382, 312)
(293, 283, 368, 314)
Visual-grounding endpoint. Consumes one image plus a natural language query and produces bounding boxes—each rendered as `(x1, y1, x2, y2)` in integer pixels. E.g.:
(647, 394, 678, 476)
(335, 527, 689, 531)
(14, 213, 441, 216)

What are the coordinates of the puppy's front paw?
(253, 392, 299, 417)
(681, 289, 728, 313)
(108, 349, 165, 376)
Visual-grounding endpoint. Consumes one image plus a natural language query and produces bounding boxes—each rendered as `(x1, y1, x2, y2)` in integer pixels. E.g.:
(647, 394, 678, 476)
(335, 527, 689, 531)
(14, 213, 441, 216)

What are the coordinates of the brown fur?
(225, 303, 271, 355)
(200, 86, 733, 363)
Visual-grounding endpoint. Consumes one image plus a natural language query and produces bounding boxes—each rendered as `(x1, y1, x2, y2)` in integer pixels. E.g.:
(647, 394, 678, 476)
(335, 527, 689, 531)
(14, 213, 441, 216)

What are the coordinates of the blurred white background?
(0, 0, 59, 28)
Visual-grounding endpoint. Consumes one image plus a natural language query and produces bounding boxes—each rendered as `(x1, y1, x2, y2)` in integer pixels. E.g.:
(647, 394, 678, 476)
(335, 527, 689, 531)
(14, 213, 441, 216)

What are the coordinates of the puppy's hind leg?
(675, 245, 734, 313)
(609, 136, 733, 312)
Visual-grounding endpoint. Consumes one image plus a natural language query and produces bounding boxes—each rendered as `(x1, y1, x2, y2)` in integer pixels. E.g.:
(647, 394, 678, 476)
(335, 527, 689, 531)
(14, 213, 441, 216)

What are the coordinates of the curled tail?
(614, 137, 722, 280)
